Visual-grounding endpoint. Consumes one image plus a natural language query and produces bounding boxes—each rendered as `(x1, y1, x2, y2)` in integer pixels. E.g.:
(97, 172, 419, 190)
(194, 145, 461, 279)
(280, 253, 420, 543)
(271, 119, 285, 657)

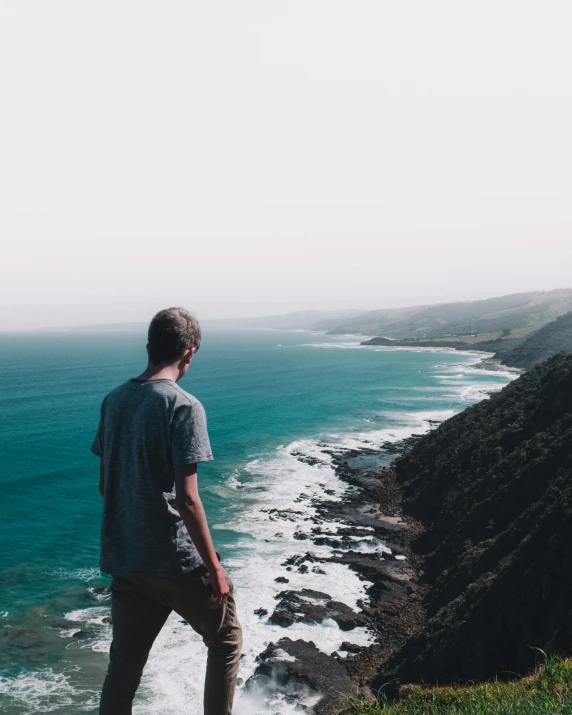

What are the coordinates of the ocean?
(0, 328, 515, 714)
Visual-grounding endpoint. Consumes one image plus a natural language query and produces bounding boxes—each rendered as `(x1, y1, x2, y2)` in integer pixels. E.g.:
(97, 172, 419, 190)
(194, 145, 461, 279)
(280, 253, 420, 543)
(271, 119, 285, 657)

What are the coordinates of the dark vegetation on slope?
(502, 311, 572, 370)
(372, 354, 572, 691)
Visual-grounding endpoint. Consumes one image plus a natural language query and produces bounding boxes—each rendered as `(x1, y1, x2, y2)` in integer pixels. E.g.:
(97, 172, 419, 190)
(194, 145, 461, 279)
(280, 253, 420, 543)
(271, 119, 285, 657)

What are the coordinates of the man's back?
(91, 378, 213, 576)
(95, 308, 240, 715)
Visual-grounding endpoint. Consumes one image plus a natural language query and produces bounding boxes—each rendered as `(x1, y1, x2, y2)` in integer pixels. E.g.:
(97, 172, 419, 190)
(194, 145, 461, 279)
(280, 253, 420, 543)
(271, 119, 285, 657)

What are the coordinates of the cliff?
(373, 354, 572, 689)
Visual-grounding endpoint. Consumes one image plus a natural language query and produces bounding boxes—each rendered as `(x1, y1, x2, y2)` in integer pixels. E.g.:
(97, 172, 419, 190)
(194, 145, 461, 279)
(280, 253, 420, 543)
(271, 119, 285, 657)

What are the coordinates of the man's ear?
(184, 348, 194, 365)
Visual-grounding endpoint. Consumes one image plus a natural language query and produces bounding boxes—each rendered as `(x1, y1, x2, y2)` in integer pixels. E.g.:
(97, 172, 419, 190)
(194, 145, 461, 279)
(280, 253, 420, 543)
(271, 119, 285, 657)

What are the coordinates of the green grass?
(339, 657, 572, 714)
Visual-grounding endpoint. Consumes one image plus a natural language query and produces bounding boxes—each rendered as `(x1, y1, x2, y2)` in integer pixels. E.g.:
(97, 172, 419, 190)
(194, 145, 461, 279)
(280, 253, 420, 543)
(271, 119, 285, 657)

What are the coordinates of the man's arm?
(99, 459, 105, 498)
(174, 463, 229, 606)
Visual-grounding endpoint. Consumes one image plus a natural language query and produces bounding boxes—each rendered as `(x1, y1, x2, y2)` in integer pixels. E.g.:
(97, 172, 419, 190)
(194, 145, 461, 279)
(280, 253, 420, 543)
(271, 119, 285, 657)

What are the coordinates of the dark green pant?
(99, 570, 242, 715)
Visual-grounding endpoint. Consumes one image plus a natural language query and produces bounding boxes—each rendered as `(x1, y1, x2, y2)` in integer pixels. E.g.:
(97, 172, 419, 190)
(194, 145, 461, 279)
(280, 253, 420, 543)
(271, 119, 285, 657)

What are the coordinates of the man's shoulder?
(104, 379, 138, 401)
(168, 382, 203, 410)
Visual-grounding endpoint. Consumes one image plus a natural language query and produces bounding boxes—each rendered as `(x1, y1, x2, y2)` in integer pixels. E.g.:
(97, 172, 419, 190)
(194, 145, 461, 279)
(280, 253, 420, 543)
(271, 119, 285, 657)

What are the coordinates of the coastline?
(237, 346, 520, 711)
(357, 340, 524, 376)
(241, 434, 429, 713)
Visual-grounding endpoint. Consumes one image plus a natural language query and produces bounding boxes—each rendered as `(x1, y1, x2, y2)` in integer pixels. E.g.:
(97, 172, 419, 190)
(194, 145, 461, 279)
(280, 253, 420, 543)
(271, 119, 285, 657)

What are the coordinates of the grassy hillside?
(372, 354, 572, 690)
(325, 289, 572, 339)
(340, 657, 572, 714)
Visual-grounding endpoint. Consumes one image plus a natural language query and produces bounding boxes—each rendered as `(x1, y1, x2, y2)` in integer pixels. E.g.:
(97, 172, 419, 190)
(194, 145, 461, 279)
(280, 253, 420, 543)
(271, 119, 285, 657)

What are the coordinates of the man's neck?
(135, 363, 180, 382)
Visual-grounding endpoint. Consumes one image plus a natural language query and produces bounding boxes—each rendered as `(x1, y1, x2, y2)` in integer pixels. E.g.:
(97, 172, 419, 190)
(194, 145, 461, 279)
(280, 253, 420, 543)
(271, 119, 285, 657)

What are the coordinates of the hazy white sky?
(1, 1, 571, 329)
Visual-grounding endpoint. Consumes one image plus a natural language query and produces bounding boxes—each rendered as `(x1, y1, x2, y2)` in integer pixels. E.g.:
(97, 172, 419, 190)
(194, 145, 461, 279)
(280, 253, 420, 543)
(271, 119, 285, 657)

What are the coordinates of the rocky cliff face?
(373, 354, 572, 689)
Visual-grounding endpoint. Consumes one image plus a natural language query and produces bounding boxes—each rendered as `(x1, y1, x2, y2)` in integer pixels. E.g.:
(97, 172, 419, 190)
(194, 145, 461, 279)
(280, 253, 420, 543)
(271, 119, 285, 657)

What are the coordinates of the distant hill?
(205, 293, 572, 339)
(374, 354, 572, 688)
(202, 309, 364, 331)
(325, 289, 572, 339)
(501, 311, 572, 370)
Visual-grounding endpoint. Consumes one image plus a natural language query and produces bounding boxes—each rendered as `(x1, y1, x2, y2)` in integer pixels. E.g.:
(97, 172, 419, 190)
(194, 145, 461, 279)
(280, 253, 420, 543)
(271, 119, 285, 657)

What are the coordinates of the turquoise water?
(0, 329, 513, 713)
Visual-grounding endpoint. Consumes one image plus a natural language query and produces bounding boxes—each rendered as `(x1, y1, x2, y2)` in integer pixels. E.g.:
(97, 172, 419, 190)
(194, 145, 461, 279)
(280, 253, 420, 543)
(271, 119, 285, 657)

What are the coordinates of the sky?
(1, 1, 571, 329)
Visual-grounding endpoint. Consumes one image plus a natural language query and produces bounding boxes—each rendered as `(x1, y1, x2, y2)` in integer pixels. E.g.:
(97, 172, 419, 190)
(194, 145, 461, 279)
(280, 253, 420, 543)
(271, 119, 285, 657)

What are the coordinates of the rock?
(254, 608, 268, 617)
(283, 555, 300, 566)
(275, 576, 289, 583)
(263, 508, 304, 522)
(12, 633, 39, 649)
(270, 589, 366, 631)
(327, 551, 414, 605)
(291, 452, 327, 467)
(340, 642, 363, 653)
(313, 536, 342, 548)
(244, 638, 357, 714)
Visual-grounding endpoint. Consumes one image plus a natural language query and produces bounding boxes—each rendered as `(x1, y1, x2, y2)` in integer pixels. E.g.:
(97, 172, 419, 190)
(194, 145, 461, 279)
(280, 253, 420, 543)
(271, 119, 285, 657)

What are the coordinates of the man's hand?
(209, 567, 230, 607)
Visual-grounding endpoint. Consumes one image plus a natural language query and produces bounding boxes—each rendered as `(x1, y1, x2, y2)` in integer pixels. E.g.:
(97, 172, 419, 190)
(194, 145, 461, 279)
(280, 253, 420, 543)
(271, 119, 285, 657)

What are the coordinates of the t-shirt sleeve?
(172, 401, 213, 467)
(90, 397, 107, 457)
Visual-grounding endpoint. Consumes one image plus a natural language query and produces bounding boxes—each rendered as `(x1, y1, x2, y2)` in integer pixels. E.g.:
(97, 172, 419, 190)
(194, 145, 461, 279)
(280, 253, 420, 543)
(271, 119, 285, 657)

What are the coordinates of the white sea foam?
(301, 341, 365, 349)
(59, 628, 83, 638)
(0, 667, 98, 714)
(48, 567, 101, 583)
(65, 606, 110, 626)
(87, 587, 112, 603)
(432, 357, 519, 403)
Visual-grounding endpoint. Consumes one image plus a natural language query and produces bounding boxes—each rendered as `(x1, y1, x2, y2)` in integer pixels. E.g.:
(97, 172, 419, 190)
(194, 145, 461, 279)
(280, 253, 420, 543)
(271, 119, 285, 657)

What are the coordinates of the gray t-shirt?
(91, 378, 213, 576)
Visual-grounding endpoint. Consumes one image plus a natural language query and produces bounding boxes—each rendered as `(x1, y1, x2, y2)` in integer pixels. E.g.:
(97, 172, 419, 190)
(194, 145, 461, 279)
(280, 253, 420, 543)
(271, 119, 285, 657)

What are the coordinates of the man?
(91, 307, 242, 715)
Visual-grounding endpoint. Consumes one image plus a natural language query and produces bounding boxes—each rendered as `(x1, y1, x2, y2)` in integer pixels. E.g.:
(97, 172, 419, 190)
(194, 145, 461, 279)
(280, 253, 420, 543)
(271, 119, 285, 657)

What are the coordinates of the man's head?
(147, 307, 202, 380)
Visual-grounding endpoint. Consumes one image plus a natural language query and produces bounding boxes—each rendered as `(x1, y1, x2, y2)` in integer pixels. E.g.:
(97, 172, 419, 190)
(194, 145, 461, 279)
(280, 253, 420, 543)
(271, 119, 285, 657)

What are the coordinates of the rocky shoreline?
(243, 437, 428, 713)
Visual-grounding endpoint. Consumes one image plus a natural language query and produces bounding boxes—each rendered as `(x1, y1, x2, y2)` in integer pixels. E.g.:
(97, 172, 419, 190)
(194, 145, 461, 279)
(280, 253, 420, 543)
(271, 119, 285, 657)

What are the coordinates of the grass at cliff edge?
(339, 656, 572, 714)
